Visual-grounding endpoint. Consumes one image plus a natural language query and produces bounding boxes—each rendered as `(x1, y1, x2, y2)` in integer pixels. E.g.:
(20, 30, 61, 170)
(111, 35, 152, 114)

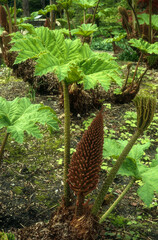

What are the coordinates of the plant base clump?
(49, 206, 99, 240)
(12, 59, 60, 95)
(14, 206, 100, 240)
(110, 83, 140, 104)
(1, 31, 17, 67)
(60, 83, 105, 115)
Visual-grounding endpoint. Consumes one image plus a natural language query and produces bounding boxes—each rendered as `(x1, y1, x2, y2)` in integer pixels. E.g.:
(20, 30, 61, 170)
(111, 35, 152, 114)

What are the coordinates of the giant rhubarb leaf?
(103, 137, 158, 206)
(128, 38, 151, 53)
(0, 97, 59, 143)
(75, 0, 98, 9)
(137, 162, 158, 206)
(72, 23, 98, 37)
(79, 57, 122, 91)
(10, 27, 122, 91)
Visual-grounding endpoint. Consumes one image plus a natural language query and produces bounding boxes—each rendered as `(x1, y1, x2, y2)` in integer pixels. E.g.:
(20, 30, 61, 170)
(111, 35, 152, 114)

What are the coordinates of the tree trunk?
(22, 0, 29, 17)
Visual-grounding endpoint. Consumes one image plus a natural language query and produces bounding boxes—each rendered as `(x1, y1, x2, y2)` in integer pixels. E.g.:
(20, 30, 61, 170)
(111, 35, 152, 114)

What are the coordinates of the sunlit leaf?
(0, 97, 59, 143)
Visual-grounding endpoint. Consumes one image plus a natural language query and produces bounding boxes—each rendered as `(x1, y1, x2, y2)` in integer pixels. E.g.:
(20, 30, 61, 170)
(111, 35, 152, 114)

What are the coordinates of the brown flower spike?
(67, 108, 104, 216)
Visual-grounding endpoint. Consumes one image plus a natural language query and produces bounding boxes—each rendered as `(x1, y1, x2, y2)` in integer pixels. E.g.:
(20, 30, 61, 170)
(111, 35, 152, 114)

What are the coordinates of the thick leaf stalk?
(127, 0, 141, 37)
(68, 109, 104, 216)
(99, 177, 135, 223)
(91, 94, 156, 216)
(62, 81, 71, 206)
(4, 3, 13, 33)
(149, 0, 152, 43)
(92, 0, 100, 24)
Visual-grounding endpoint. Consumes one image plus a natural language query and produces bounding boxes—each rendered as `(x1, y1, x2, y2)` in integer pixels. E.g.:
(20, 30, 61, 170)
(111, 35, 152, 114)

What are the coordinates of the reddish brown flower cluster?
(68, 108, 104, 196)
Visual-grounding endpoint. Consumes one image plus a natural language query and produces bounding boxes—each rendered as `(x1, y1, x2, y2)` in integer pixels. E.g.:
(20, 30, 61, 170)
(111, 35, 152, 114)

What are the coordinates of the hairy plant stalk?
(0, 132, 10, 166)
(137, 67, 149, 87)
(14, 0, 16, 31)
(5, 3, 13, 33)
(131, 0, 136, 31)
(65, 9, 72, 39)
(92, 0, 100, 24)
(50, 0, 53, 30)
(127, 0, 141, 37)
(83, 9, 86, 23)
(62, 81, 71, 206)
(131, 52, 143, 88)
(121, 63, 132, 91)
(91, 129, 142, 216)
(149, 0, 152, 43)
(99, 177, 135, 223)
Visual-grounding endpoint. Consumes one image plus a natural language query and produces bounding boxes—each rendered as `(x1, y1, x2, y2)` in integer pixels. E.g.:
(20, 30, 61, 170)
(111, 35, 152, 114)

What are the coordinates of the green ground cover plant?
(0, 231, 15, 240)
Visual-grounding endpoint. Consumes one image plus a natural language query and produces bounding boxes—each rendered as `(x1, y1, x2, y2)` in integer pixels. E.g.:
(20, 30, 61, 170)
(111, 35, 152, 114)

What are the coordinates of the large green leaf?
(57, 0, 72, 10)
(17, 23, 36, 35)
(79, 43, 95, 59)
(34, 38, 82, 80)
(72, 24, 98, 37)
(129, 38, 158, 55)
(118, 157, 141, 179)
(128, 38, 151, 53)
(137, 164, 158, 206)
(0, 97, 59, 143)
(104, 33, 127, 43)
(103, 137, 158, 206)
(103, 138, 150, 161)
(79, 58, 122, 91)
(10, 27, 66, 64)
(11, 37, 47, 64)
(147, 42, 158, 54)
(138, 13, 158, 30)
(75, 0, 98, 9)
(11, 27, 123, 90)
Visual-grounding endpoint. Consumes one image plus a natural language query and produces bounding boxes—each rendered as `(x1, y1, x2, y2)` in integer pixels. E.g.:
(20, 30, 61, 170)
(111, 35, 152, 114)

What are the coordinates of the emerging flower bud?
(134, 94, 156, 131)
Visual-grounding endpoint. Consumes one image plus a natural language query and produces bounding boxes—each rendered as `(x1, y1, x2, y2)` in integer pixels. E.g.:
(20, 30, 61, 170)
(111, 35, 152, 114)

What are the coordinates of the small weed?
(27, 86, 36, 102)
(109, 214, 128, 227)
(12, 186, 23, 195)
(82, 114, 96, 130)
(0, 232, 15, 240)
(57, 146, 76, 154)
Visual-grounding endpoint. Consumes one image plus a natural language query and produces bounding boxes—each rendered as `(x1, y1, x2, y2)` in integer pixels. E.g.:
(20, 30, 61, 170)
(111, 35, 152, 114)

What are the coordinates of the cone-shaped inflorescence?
(67, 108, 104, 216)
(134, 94, 157, 131)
